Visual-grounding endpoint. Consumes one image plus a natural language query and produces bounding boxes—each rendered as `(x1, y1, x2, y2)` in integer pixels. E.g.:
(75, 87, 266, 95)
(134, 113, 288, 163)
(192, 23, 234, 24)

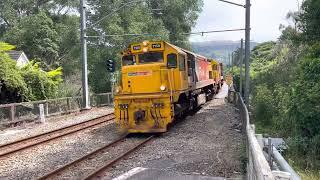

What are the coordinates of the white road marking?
(112, 167, 147, 180)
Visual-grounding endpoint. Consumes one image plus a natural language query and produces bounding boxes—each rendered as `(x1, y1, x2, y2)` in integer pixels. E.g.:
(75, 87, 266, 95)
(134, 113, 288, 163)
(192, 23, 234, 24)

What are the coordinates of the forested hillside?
(191, 40, 257, 65)
(0, 0, 203, 102)
(233, 0, 320, 178)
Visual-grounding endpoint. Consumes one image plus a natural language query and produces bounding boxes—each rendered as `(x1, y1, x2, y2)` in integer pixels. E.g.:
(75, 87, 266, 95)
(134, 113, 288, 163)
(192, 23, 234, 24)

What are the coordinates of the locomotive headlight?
(142, 47, 148, 52)
(160, 85, 166, 91)
(115, 86, 121, 93)
(143, 41, 149, 46)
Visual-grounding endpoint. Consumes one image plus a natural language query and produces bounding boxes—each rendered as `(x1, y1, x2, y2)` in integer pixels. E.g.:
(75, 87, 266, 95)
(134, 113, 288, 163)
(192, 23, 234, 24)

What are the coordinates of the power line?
(216, 0, 246, 8)
(182, 28, 245, 35)
(86, 33, 162, 38)
(88, 0, 146, 28)
(87, 28, 246, 38)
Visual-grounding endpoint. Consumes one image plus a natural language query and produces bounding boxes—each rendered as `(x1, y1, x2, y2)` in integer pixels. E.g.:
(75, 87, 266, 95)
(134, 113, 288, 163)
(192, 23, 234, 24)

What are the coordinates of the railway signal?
(106, 60, 115, 72)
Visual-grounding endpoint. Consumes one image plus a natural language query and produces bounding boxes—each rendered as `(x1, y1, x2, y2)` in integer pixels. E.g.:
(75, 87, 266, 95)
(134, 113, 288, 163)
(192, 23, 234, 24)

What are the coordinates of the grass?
(255, 123, 320, 180)
(297, 169, 320, 180)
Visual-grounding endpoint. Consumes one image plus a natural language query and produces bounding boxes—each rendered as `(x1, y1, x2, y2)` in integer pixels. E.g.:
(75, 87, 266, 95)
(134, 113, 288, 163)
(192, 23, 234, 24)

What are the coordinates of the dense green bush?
(0, 42, 63, 103)
(238, 34, 320, 171)
(21, 62, 63, 101)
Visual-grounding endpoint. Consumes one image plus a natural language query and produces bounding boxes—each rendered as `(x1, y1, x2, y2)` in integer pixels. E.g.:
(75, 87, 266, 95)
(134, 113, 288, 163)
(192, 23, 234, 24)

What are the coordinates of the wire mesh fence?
(0, 93, 113, 127)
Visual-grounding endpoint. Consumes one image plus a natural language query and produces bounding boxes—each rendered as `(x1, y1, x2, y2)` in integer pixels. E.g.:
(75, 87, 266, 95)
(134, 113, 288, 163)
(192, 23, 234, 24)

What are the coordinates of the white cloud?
(190, 0, 302, 42)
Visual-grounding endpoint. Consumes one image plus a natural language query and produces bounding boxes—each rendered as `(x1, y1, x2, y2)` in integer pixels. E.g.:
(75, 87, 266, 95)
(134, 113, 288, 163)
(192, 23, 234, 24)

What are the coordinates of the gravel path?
(0, 106, 114, 145)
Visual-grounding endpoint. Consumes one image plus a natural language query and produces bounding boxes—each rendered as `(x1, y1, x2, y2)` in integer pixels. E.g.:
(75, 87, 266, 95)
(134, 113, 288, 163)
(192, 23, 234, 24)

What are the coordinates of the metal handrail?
(236, 92, 275, 179)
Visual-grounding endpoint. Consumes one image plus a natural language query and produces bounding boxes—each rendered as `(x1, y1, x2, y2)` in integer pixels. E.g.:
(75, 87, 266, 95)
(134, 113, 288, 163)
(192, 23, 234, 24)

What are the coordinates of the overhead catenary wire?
(86, 28, 246, 38)
(182, 28, 246, 35)
(216, 0, 246, 8)
(88, 0, 147, 28)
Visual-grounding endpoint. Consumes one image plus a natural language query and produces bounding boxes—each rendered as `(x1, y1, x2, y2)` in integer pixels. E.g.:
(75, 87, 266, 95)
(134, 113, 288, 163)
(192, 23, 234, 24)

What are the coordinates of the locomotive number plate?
(151, 43, 161, 49)
(132, 45, 141, 50)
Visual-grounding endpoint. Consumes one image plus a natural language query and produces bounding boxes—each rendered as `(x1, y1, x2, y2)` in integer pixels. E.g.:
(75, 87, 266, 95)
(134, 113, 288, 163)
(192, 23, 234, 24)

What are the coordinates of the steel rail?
(83, 135, 154, 180)
(0, 113, 115, 157)
(37, 134, 128, 180)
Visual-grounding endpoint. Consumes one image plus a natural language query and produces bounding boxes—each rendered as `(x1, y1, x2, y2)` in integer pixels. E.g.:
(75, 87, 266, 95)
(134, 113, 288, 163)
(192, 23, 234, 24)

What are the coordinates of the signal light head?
(106, 59, 115, 72)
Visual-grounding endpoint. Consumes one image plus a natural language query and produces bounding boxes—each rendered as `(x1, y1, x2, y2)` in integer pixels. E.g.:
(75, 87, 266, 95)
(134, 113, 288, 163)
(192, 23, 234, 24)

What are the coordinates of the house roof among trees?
(7, 50, 24, 61)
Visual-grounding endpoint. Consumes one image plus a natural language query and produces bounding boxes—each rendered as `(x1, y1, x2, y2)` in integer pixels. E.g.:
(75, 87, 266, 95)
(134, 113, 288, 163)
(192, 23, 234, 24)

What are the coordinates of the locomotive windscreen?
(139, 52, 163, 64)
(122, 55, 135, 65)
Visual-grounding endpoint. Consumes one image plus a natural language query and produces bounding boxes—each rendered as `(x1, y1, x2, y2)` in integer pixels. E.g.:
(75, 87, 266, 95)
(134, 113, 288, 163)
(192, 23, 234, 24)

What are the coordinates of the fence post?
(45, 101, 49, 116)
(107, 93, 110, 104)
(268, 137, 273, 167)
(10, 105, 15, 121)
(38, 104, 45, 123)
(67, 97, 71, 111)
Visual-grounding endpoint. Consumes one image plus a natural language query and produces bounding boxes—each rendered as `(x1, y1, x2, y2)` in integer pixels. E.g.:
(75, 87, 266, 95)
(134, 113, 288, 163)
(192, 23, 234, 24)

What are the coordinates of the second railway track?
(0, 113, 115, 157)
(38, 134, 154, 180)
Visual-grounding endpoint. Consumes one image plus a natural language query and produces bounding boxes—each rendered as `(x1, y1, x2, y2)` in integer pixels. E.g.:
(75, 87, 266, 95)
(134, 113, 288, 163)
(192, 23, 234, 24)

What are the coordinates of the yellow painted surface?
(115, 41, 189, 133)
(114, 94, 172, 133)
(210, 59, 221, 84)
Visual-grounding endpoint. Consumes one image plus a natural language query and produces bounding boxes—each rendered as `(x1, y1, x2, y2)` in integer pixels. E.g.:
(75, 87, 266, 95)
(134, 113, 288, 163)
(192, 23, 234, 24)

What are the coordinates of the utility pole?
(228, 53, 231, 68)
(239, 38, 244, 97)
(80, 0, 90, 109)
(244, 0, 251, 107)
(231, 52, 234, 73)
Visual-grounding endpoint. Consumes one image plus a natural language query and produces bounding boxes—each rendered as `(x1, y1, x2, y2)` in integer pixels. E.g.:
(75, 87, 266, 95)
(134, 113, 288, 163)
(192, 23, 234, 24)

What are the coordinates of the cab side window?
(167, 53, 177, 68)
(213, 64, 218, 70)
(179, 55, 186, 71)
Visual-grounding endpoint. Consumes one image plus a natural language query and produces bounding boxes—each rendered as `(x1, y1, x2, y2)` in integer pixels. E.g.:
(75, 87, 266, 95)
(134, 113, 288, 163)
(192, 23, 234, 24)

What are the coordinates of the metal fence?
(0, 93, 113, 127)
(230, 89, 300, 180)
(231, 90, 275, 179)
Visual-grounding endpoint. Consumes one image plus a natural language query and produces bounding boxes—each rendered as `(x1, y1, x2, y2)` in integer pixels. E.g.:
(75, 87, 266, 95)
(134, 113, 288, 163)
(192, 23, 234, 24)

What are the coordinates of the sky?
(190, 0, 303, 43)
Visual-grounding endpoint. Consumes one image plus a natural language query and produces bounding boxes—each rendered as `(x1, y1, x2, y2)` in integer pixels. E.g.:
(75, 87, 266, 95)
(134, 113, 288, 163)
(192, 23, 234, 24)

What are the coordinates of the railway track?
(38, 135, 154, 180)
(0, 113, 115, 157)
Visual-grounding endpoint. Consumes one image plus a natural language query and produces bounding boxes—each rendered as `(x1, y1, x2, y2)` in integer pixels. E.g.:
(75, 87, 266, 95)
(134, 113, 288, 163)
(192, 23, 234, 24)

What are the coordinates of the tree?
(149, 0, 203, 49)
(3, 12, 59, 69)
(0, 42, 63, 103)
(85, 0, 203, 93)
(0, 42, 28, 103)
(298, 0, 320, 43)
(21, 62, 63, 100)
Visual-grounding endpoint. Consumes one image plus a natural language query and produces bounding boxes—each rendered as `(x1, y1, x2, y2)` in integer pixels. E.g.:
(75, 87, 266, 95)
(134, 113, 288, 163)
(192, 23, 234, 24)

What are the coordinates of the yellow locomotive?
(114, 41, 223, 133)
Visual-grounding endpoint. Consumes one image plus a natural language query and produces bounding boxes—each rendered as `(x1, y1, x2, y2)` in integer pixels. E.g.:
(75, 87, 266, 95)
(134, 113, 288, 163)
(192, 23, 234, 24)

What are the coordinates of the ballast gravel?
(0, 106, 113, 145)
(0, 106, 119, 180)
(106, 85, 245, 179)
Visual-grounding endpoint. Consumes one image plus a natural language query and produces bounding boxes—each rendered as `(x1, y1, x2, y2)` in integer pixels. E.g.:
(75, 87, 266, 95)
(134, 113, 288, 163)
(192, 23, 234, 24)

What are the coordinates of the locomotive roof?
(180, 49, 207, 60)
(164, 41, 187, 55)
(164, 42, 209, 61)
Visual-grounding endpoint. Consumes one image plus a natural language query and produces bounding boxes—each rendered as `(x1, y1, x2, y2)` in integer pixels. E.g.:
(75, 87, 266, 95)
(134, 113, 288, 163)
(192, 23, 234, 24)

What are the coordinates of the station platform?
(113, 167, 226, 180)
